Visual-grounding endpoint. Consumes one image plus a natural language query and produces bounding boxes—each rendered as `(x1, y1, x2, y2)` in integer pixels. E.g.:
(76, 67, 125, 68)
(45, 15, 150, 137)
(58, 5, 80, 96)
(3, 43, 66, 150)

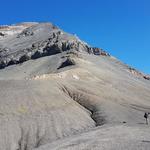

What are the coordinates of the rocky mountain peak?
(0, 22, 109, 69)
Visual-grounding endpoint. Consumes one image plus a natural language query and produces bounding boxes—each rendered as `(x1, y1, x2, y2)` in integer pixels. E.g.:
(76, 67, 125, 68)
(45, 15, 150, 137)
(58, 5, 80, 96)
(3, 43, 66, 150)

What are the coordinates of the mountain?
(0, 22, 150, 150)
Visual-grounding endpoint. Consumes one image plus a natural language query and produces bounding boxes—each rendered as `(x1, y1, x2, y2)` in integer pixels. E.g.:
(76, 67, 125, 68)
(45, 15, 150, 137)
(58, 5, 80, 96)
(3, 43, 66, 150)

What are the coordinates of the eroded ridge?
(61, 85, 106, 126)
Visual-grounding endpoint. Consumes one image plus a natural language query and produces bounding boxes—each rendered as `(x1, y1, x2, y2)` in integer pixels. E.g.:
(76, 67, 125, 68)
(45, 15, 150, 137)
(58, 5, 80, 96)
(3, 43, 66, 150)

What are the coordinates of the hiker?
(144, 112, 149, 125)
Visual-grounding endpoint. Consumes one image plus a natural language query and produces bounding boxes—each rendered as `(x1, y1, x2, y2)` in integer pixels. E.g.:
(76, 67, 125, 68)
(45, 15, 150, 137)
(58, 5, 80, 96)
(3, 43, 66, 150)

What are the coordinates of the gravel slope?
(35, 124, 150, 150)
(0, 22, 150, 150)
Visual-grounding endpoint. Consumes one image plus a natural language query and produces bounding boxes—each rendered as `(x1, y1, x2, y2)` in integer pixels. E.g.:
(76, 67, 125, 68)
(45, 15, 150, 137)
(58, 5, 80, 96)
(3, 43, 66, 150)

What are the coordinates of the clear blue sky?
(0, 0, 150, 73)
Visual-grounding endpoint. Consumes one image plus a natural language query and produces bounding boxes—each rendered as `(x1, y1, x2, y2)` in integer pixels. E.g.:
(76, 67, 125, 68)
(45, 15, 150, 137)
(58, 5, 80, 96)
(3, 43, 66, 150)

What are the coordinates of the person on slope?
(144, 112, 150, 125)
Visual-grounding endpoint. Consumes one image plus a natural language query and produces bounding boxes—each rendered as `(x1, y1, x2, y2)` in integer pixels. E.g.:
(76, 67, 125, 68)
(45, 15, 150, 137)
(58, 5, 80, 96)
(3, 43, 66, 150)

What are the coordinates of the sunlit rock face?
(0, 22, 150, 150)
(0, 22, 109, 69)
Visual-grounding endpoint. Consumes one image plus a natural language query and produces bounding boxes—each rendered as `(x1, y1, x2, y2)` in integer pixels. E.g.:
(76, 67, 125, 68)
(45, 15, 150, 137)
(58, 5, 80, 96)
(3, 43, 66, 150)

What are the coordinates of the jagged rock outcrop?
(0, 22, 109, 69)
(143, 75, 150, 80)
(128, 66, 150, 80)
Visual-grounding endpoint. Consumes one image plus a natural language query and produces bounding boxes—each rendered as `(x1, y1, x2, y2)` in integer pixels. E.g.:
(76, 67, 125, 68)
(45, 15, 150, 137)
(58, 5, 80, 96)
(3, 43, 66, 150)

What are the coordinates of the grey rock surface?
(0, 22, 150, 150)
(0, 22, 109, 69)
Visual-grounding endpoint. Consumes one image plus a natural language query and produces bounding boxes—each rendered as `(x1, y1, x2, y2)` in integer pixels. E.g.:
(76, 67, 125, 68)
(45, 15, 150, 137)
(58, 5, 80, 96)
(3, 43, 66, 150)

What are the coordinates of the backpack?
(144, 113, 148, 118)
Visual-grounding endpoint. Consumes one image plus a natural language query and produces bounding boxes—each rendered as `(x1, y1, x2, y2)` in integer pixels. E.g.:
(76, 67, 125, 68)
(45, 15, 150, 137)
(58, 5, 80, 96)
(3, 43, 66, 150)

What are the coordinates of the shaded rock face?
(143, 75, 150, 80)
(57, 57, 75, 69)
(0, 22, 110, 69)
(0, 32, 5, 36)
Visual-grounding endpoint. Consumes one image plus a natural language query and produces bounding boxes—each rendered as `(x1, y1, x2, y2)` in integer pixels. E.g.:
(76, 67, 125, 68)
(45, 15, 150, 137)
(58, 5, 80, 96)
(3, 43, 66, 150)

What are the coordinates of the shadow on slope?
(57, 57, 75, 70)
(61, 85, 106, 126)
